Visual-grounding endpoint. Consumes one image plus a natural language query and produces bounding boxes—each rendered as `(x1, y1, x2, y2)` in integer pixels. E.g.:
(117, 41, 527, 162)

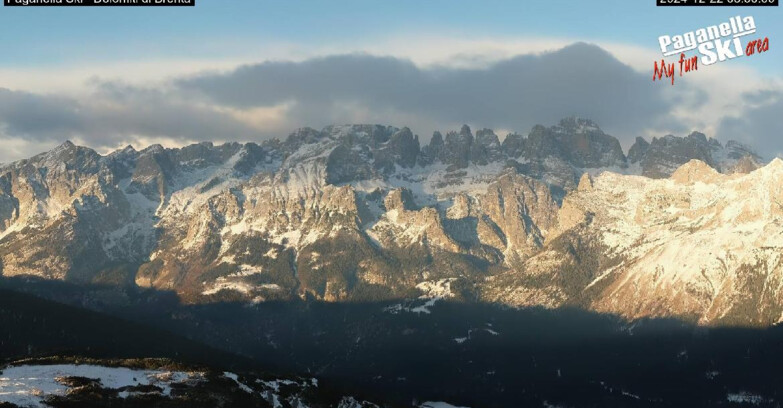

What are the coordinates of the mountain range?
(0, 116, 777, 326)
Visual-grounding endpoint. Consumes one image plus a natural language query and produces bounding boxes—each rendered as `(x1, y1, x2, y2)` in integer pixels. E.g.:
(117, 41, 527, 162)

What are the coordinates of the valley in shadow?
(2, 277, 783, 407)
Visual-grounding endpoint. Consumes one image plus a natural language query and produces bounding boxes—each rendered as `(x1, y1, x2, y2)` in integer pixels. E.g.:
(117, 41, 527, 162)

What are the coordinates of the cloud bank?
(0, 42, 779, 162)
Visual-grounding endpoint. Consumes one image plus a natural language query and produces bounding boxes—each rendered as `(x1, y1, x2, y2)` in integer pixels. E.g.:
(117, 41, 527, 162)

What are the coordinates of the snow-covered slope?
(486, 159, 783, 325)
(0, 361, 380, 408)
(567, 159, 783, 325)
(0, 364, 199, 407)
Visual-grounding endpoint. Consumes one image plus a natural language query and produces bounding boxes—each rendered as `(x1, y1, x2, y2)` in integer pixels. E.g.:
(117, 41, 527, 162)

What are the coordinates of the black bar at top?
(658, 0, 777, 5)
(4, 0, 194, 6)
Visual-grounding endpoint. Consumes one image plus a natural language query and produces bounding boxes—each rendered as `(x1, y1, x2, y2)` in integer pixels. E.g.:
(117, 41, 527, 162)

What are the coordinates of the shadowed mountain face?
(0, 289, 248, 368)
(0, 118, 773, 326)
(0, 289, 390, 408)
(4, 280, 783, 408)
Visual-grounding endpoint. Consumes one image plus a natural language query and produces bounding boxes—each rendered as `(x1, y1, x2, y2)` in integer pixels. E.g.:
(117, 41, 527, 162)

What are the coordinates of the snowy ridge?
(0, 363, 382, 408)
(0, 364, 201, 408)
(548, 159, 783, 324)
(0, 119, 776, 324)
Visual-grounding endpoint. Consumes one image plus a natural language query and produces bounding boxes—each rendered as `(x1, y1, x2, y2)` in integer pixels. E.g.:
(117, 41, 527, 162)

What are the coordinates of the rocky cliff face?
(0, 118, 774, 325)
(628, 132, 762, 178)
(501, 158, 783, 326)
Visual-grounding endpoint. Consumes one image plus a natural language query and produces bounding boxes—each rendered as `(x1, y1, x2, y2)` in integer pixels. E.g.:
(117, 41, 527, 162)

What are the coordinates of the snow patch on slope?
(0, 364, 200, 408)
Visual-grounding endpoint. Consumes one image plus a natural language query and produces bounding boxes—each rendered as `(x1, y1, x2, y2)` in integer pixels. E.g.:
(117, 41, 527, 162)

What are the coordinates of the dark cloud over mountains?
(178, 43, 680, 139)
(0, 42, 775, 161)
(717, 89, 783, 158)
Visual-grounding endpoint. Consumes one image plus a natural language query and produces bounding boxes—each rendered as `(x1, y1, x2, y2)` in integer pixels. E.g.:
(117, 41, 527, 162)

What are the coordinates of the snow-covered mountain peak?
(671, 159, 722, 184)
(0, 120, 779, 325)
(764, 156, 783, 170)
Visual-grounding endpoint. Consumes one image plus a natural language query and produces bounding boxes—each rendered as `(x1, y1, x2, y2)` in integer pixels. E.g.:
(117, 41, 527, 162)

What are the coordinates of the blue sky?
(0, 0, 781, 161)
(1, 0, 780, 69)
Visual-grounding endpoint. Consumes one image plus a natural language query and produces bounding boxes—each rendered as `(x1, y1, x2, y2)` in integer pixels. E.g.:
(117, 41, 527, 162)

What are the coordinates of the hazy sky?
(0, 0, 781, 161)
